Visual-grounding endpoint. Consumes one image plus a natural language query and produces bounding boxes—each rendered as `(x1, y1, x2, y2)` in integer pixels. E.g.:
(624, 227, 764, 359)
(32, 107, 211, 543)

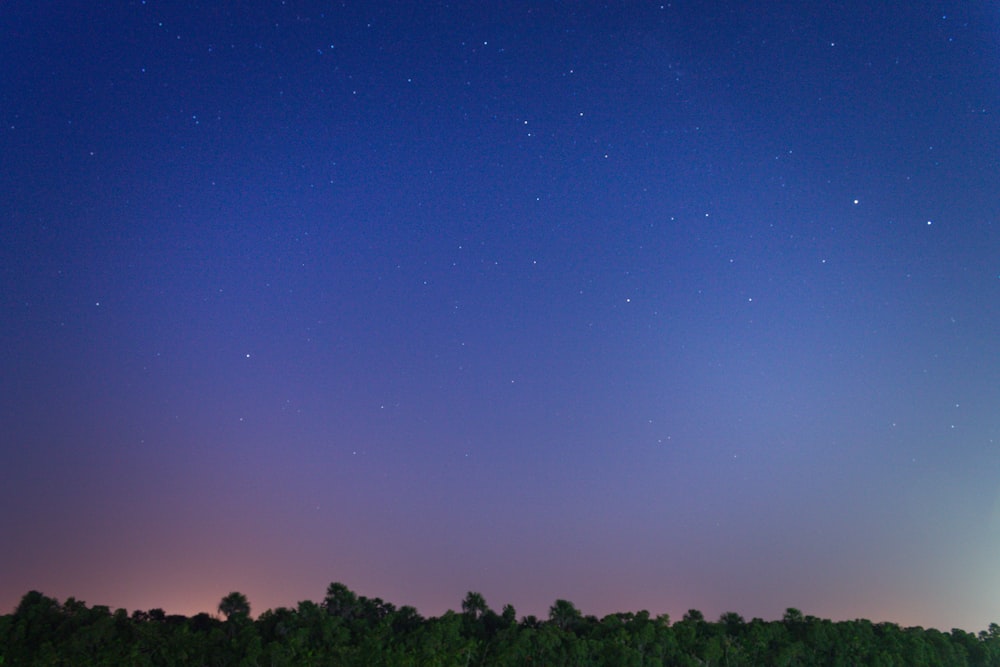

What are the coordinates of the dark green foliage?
(2, 584, 1000, 666)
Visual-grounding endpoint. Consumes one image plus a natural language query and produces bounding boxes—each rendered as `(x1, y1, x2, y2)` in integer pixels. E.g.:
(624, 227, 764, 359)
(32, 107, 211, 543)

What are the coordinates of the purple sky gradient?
(3, 1, 1000, 631)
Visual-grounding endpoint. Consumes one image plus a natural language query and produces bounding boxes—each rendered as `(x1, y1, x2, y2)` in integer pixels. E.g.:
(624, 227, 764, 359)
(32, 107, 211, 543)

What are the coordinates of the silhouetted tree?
(323, 581, 359, 619)
(218, 591, 251, 621)
(548, 598, 582, 632)
(462, 591, 488, 620)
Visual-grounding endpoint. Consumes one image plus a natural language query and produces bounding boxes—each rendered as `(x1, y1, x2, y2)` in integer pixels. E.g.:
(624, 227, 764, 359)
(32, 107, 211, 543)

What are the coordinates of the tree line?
(3, 583, 1000, 666)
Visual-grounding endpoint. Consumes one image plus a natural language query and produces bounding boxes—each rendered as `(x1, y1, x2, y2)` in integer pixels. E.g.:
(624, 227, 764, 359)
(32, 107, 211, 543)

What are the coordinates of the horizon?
(6, 580, 997, 635)
(4, 582, 996, 635)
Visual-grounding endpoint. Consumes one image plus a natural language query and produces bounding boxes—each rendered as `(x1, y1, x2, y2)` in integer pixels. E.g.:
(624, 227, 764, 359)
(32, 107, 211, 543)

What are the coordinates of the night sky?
(3, 1, 1000, 631)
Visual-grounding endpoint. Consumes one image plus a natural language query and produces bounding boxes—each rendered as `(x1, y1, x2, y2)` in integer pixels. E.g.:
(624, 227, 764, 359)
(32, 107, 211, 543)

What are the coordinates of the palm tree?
(218, 591, 250, 621)
(461, 591, 488, 620)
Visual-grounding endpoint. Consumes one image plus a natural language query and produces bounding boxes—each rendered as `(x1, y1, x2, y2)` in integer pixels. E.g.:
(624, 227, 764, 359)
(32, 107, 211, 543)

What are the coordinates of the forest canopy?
(3, 584, 1000, 666)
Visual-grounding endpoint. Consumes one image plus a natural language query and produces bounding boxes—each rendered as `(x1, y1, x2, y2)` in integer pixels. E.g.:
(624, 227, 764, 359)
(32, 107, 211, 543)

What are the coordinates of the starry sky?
(3, 1, 1000, 631)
